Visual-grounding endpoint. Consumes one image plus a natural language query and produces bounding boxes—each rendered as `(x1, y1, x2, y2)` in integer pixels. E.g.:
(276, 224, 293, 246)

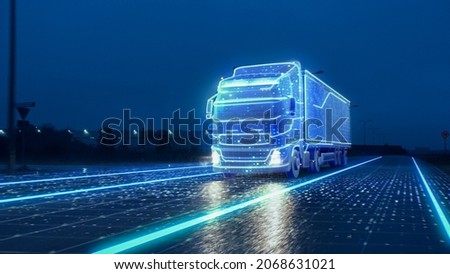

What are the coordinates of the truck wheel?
(286, 149, 301, 178)
(309, 150, 320, 173)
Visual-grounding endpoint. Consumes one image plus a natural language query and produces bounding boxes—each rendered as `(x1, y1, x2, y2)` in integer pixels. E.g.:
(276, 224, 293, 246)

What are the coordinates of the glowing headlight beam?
(412, 157, 450, 241)
(93, 156, 382, 254)
(0, 165, 210, 187)
(0, 172, 221, 204)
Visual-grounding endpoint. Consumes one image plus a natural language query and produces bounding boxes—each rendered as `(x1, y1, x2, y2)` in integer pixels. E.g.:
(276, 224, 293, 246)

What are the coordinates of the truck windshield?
(217, 76, 289, 101)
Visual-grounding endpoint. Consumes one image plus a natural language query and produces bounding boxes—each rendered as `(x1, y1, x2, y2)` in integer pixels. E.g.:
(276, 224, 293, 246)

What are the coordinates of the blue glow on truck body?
(206, 61, 351, 178)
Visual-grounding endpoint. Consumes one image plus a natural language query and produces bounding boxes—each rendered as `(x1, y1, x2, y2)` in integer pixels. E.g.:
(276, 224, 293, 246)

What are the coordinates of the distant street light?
(442, 130, 449, 154)
(349, 105, 359, 145)
(377, 133, 384, 145)
(370, 128, 379, 145)
(313, 70, 324, 75)
(83, 129, 89, 135)
(359, 119, 372, 145)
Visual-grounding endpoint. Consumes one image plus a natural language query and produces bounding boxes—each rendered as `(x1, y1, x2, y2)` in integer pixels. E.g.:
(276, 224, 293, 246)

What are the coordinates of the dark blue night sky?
(1, 0, 449, 149)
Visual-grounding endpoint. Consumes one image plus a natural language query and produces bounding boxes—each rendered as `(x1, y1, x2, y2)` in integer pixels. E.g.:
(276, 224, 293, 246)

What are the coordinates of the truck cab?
(206, 61, 351, 178)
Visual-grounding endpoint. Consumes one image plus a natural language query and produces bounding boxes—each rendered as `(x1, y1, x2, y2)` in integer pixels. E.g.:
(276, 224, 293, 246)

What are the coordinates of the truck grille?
(218, 134, 271, 145)
(220, 147, 271, 161)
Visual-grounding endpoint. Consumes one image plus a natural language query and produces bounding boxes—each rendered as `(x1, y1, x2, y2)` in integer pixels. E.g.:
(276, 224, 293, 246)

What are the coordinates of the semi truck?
(206, 61, 351, 178)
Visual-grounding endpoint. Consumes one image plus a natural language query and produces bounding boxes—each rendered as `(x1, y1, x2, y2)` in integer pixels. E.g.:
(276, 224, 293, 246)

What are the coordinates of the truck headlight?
(269, 150, 282, 166)
(211, 150, 221, 165)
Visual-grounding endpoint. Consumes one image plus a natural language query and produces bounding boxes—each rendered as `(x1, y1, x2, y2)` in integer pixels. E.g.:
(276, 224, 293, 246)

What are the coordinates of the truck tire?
(309, 150, 320, 173)
(286, 149, 301, 178)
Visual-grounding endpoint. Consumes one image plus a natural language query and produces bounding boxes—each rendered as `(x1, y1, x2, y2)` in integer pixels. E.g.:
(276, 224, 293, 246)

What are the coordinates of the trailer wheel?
(329, 150, 340, 167)
(286, 149, 301, 178)
(309, 150, 320, 173)
(223, 173, 236, 179)
(342, 150, 348, 166)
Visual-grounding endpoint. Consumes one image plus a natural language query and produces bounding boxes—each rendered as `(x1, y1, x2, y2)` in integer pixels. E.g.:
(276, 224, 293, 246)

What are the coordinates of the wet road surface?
(0, 156, 448, 254)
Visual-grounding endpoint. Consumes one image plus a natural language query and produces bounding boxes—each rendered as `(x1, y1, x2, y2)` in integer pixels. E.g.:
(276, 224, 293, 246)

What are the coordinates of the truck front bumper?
(213, 163, 291, 174)
(211, 144, 294, 175)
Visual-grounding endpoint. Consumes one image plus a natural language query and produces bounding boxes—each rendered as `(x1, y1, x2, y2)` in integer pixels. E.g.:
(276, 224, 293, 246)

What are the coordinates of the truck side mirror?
(289, 97, 296, 116)
(206, 95, 217, 119)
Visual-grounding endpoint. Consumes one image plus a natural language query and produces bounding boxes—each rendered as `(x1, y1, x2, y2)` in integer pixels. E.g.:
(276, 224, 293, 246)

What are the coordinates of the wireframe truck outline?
(206, 61, 351, 178)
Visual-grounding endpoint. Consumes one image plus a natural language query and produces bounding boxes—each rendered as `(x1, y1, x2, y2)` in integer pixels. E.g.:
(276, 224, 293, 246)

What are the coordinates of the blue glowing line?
(0, 165, 209, 187)
(412, 157, 450, 241)
(0, 172, 221, 204)
(313, 92, 349, 109)
(220, 78, 279, 88)
(214, 98, 284, 106)
(232, 62, 299, 76)
(93, 156, 382, 254)
(304, 70, 350, 103)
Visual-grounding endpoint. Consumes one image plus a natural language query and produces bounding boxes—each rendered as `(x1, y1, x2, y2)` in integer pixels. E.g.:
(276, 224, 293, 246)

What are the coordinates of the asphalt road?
(0, 156, 448, 254)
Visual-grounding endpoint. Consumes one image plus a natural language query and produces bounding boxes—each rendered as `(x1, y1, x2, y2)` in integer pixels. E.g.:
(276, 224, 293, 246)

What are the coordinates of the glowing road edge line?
(0, 165, 209, 186)
(0, 172, 221, 204)
(412, 157, 450, 241)
(93, 156, 382, 254)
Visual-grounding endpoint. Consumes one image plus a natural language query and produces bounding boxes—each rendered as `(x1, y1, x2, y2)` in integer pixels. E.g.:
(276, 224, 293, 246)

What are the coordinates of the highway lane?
(0, 156, 448, 253)
(0, 164, 212, 201)
(0, 162, 208, 184)
(95, 156, 450, 254)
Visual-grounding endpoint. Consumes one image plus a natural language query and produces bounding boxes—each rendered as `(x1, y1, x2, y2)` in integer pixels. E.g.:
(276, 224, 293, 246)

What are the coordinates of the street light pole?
(349, 105, 358, 145)
(371, 128, 379, 145)
(7, 0, 17, 173)
(442, 130, 449, 155)
(378, 133, 384, 145)
(359, 120, 372, 145)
